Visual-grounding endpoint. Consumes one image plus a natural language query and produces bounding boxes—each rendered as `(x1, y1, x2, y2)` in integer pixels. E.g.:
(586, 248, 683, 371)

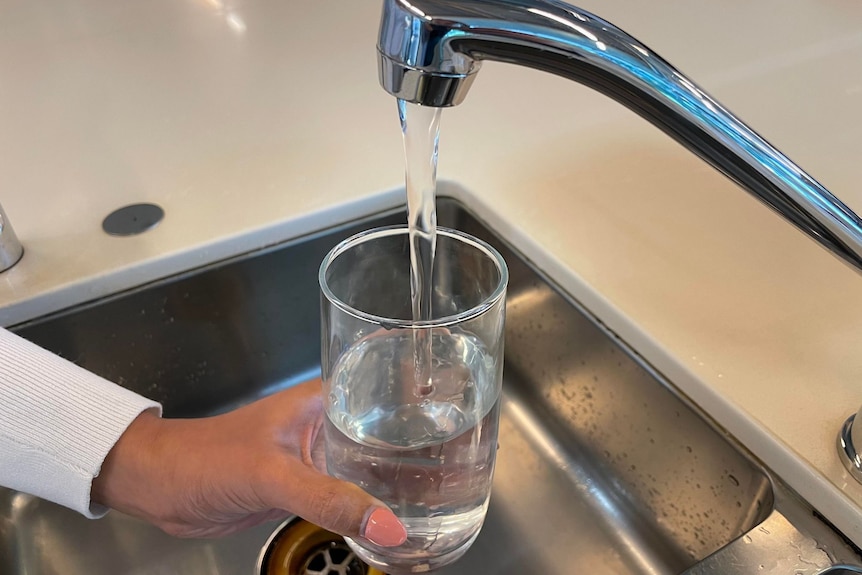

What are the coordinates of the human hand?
(91, 378, 407, 545)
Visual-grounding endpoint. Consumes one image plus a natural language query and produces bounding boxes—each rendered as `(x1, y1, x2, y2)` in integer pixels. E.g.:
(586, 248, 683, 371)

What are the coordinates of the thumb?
(265, 461, 407, 547)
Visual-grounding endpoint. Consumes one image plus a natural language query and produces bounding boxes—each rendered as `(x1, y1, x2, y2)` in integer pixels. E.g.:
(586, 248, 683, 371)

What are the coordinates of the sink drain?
(301, 541, 364, 575)
(258, 517, 386, 575)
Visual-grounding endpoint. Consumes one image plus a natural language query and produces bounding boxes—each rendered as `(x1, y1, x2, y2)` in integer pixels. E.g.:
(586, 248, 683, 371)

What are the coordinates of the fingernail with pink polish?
(363, 508, 408, 547)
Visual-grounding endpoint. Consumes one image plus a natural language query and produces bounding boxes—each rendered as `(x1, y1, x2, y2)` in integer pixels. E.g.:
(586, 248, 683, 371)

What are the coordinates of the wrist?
(91, 408, 165, 517)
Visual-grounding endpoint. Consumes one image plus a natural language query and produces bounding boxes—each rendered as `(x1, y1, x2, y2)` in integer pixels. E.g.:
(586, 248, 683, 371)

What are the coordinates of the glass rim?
(319, 225, 508, 329)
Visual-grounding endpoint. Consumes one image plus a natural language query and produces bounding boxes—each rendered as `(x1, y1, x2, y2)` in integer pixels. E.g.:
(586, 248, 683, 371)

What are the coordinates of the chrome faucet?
(0, 203, 23, 273)
(377, 0, 862, 482)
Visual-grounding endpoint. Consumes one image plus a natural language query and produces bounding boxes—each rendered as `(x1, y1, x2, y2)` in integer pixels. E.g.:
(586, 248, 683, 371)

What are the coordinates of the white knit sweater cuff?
(0, 327, 162, 518)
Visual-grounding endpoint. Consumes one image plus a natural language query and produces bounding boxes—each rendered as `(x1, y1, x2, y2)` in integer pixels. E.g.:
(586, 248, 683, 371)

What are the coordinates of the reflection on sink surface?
(2, 199, 859, 574)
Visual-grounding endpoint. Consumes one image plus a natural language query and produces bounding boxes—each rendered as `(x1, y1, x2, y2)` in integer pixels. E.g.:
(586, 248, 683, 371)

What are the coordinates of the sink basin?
(2, 198, 860, 574)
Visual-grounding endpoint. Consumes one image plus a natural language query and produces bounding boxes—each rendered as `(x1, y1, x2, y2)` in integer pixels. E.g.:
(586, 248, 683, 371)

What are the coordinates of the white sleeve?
(0, 327, 162, 518)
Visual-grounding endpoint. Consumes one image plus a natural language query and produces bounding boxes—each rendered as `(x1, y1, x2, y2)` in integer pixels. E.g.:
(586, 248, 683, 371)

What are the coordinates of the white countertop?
(3, 0, 862, 548)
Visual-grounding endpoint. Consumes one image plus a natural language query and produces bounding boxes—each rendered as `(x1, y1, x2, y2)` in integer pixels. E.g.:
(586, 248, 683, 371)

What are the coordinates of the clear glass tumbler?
(319, 225, 507, 574)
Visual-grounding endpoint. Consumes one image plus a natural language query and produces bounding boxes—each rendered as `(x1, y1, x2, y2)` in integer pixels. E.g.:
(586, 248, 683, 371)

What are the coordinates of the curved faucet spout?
(377, 0, 862, 273)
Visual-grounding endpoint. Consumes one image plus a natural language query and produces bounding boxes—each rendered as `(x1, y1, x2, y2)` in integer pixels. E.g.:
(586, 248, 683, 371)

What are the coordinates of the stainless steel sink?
(2, 198, 861, 574)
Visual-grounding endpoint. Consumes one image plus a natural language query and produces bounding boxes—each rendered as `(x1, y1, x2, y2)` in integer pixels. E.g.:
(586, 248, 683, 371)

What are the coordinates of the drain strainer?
(301, 541, 365, 575)
(259, 517, 386, 575)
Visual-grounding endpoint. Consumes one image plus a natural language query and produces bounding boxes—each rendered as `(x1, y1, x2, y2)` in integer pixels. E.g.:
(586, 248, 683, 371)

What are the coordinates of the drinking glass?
(319, 225, 507, 574)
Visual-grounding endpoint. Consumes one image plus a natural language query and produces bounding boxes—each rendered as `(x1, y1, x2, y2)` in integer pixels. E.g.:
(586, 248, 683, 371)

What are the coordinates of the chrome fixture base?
(838, 414, 862, 483)
(0, 204, 23, 273)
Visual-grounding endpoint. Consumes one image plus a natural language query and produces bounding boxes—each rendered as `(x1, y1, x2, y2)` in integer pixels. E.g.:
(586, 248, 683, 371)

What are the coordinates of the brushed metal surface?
(2, 199, 859, 574)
